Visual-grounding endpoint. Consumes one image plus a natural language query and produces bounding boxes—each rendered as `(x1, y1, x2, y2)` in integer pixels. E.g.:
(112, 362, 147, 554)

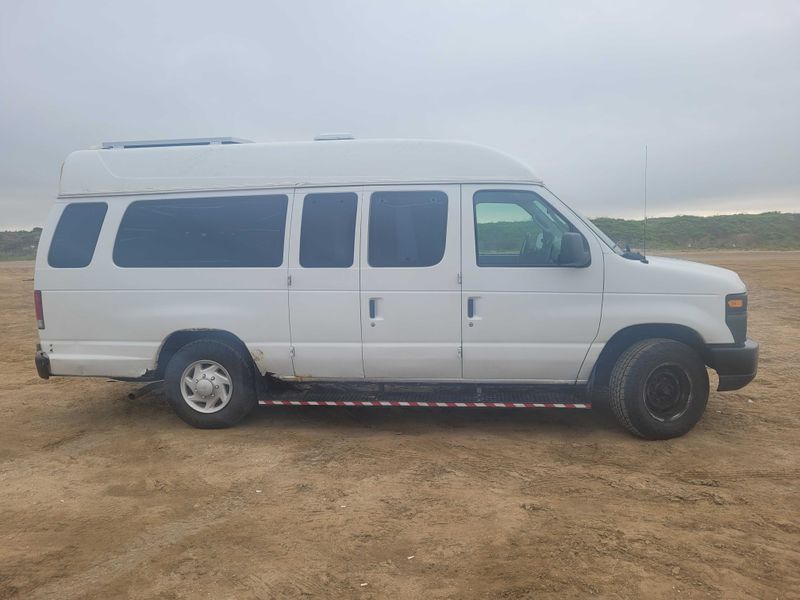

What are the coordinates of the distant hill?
(1, 212, 798, 261)
(0, 228, 41, 261)
(592, 212, 800, 251)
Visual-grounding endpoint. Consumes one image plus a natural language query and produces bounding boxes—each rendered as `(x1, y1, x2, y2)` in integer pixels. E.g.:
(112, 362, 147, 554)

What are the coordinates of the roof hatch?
(313, 133, 355, 141)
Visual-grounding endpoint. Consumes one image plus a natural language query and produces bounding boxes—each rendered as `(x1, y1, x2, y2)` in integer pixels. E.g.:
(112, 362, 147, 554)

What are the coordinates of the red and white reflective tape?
(259, 399, 591, 409)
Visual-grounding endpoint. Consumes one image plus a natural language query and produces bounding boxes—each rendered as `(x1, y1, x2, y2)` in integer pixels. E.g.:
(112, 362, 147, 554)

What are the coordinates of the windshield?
(537, 187, 624, 256)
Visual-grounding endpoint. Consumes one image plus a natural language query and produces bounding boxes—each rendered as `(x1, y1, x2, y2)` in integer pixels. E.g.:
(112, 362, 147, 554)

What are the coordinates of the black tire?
(164, 339, 257, 429)
(609, 338, 709, 440)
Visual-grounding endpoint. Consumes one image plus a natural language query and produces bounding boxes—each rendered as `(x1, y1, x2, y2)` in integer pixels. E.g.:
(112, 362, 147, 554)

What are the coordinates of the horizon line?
(2, 210, 798, 233)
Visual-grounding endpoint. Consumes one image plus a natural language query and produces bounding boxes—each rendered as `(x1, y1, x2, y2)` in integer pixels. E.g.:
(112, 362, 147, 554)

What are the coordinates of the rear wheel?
(164, 339, 257, 428)
(609, 338, 709, 439)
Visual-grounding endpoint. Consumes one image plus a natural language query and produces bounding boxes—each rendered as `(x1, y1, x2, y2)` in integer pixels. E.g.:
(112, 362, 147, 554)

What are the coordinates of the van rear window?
(113, 195, 288, 268)
(48, 202, 108, 268)
(368, 191, 448, 267)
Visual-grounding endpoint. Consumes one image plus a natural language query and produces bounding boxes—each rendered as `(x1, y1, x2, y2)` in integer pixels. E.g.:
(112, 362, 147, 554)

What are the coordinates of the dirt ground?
(1, 252, 798, 599)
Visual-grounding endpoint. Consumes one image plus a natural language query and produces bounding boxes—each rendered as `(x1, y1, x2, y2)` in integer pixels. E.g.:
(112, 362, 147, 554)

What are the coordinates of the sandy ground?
(0, 252, 798, 599)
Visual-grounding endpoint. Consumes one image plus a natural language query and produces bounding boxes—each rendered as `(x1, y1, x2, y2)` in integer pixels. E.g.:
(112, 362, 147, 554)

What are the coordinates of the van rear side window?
(114, 195, 288, 268)
(368, 191, 448, 267)
(48, 202, 108, 268)
(300, 192, 358, 268)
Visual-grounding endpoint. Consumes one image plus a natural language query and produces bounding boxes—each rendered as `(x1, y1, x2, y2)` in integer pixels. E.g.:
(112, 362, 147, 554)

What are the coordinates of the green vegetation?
(0, 228, 41, 261)
(591, 212, 800, 251)
(1, 213, 798, 261)
(477, 221, 541, 254)
(479, 212, 800, 253)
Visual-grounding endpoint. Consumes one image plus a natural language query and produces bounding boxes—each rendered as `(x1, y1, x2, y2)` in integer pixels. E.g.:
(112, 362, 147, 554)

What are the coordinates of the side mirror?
(558, 232, 591, 267)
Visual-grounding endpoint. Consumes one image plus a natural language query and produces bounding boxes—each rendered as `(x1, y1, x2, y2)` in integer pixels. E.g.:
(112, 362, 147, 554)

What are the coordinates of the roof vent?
(101, 137, 252, 149)
(313, 133, 355, 141)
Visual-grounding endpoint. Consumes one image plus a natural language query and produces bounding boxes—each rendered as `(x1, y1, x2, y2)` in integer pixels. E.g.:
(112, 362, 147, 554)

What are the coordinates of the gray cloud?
(1, 0, 799, 228)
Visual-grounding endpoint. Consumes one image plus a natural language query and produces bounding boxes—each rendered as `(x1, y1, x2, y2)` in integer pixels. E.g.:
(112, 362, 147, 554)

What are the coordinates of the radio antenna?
(642, 145, 648, 261)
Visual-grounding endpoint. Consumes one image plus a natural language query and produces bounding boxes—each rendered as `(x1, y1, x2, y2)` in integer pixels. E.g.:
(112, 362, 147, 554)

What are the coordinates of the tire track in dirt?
(26, 490, 250, 600)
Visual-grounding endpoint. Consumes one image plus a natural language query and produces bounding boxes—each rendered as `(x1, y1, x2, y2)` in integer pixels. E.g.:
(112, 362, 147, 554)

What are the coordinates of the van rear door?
(360, 185, 462, 379)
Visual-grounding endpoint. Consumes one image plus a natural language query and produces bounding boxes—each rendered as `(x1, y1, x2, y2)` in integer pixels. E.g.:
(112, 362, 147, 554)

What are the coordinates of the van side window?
(300, 192, 358, 268)
(368, 191, 447, 267)
(474, 190, 572, 267)
(114, 195, 288, 268)
(48, 202, 108, 268)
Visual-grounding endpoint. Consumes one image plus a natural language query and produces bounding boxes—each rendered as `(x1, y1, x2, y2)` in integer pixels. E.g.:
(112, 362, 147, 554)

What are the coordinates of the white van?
(33, 137, 758, 439)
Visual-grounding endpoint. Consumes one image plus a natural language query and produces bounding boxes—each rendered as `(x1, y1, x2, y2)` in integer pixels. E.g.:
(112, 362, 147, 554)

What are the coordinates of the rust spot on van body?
(250, 349, 268, 374)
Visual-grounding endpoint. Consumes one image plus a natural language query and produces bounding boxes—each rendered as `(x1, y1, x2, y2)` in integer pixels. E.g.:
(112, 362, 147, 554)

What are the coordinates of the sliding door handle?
(467, 297, 475, 319)
(369, 298, 377, 319)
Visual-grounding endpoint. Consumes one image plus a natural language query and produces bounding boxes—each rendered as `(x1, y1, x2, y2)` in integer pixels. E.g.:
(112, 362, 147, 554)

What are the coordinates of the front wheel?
(164, 339, 257, 428)
(609, 338, 709, 440)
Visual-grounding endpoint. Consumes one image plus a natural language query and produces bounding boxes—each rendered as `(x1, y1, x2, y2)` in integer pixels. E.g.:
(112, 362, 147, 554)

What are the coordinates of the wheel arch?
(155, 329, 260, 379)
(588, 323, 710, 396)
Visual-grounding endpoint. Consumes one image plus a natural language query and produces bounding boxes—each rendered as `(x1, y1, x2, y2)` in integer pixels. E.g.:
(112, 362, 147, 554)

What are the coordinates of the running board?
(258, 384, 591, 409)
(260, 399, 590, 409)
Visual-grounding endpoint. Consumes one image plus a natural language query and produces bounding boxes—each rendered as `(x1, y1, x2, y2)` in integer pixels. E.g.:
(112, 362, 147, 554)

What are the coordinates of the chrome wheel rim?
(643, 364, 692, 422)
(180, 360, 233, 414)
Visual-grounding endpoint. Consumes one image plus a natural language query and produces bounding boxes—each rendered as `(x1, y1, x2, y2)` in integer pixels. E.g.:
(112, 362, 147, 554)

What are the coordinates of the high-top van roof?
(58, 138, 541, 198)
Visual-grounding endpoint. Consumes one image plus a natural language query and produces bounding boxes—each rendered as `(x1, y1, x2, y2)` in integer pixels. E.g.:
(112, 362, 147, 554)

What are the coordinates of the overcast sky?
(1, 0, 798, 229)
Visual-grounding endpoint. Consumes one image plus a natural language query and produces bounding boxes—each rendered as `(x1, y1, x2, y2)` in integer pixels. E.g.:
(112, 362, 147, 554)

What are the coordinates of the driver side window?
(474, 190, 570, 267)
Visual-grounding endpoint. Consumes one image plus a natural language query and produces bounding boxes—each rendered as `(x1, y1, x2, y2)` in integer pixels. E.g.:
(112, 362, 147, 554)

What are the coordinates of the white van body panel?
(36, 189, 295, 379)
(287, 187, 364, 378)
(600, 252, 743, 344)
(35, 138, 750, 389)
(604, 254, 746, 297)
(574, 250, 745, 381)
(460, 184, 604, 383)
(59, 139, 540, 198)
(359, 184, 462, 379)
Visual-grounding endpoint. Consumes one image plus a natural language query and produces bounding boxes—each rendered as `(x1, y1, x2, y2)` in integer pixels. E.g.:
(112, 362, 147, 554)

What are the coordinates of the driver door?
(460, 185, 604, 382)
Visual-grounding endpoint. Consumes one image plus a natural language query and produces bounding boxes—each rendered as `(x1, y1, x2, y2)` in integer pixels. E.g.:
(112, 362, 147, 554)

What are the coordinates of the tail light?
(34, 290, 45, 329)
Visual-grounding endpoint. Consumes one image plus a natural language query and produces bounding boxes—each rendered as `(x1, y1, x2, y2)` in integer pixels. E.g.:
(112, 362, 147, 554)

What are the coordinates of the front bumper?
(709, 339, 758, 391)
(35, 345, 51, 380)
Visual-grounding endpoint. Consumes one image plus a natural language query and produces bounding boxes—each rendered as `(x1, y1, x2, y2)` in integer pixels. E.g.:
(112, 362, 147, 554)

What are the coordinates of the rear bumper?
(35, 345, 51, 380)
(709, 339, 758, 391)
